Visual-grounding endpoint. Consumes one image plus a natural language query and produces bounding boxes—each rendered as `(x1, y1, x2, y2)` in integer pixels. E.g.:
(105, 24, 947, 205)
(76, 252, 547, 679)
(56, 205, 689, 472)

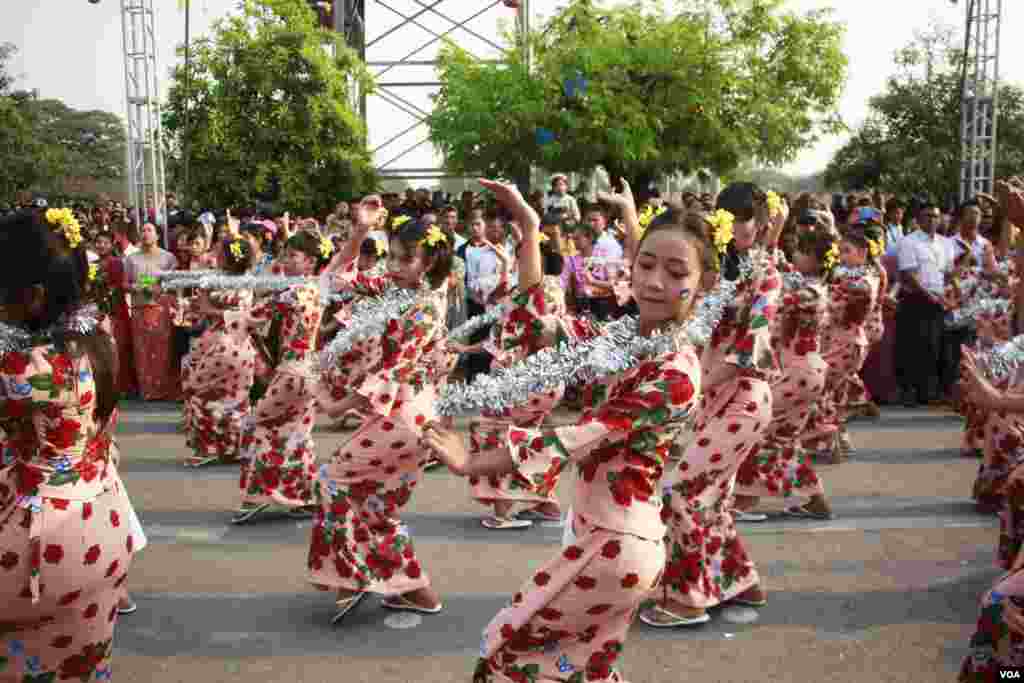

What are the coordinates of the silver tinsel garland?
(0, 305, 100, 356)
(435, 257, 753, 417)
(160, 273, 313, 292)
(155, 269, 220, 282)
(319, 286, 422, 371)
(447, 302, 510, 342)
(976, 335, 1024, 383)
(946, 296, 1011, 330)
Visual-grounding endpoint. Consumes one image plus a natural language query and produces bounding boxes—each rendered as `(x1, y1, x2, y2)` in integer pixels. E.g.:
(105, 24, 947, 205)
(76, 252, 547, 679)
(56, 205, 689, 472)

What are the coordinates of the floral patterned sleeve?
(335, 258, 389, 297)
(223, 290, 289, 339)
(504, 356, 698, 497)
(719, 265, 781, 376)
(355, 294, 445, 417)
(499, 281, 599, 358)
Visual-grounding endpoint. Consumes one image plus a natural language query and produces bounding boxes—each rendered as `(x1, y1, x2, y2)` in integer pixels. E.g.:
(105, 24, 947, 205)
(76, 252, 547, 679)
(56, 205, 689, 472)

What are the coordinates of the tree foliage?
(427, 0, 847, 189)
(824, 24, 1024, 205)
(162, 0, 376, 212)
(0, 43, 125, 202)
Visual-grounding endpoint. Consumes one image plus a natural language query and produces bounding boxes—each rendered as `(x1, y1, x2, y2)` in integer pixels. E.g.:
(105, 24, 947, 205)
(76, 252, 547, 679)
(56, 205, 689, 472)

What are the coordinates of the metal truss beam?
(335, 0, 528, 181)
(959, 0, 1003, 203)
(121, 0, 168, 243)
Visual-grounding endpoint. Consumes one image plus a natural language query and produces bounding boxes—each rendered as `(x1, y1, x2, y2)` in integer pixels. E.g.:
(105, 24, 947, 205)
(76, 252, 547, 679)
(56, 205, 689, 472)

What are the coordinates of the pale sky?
(3, 0, 1022, 180)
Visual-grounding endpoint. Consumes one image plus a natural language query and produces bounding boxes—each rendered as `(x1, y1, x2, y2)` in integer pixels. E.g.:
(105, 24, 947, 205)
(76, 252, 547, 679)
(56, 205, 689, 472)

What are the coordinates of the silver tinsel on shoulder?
(945, 296, 1011, 330)
(975, 334, 1024, 383)
(435, 257, 753, 418)
(155, 269, 220, 282)
(447, 302, 510, 342)
(782, 271, 807, 290)
(160, 272, 314, 292)
(0, 305, 101, 356)
(319, 286, 421, 372)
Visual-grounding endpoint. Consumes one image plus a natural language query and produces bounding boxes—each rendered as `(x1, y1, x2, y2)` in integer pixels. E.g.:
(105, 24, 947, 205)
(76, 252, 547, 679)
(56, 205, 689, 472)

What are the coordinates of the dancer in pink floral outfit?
(802, 219, 884, 462)
(309, 210, 453, 622)
(460, 243, 567, 529)
(0, 210, 135, 681)
(181, 238, 257, 467)
(425, 179, 711, 683)
(195, 231, 328, 523)
(735, 230, 836, 520)
(651, 183, 782, 627)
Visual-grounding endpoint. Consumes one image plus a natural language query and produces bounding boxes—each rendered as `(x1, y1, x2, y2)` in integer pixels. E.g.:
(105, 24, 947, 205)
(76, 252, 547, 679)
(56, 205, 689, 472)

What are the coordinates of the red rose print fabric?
(0, 343, 134, 681)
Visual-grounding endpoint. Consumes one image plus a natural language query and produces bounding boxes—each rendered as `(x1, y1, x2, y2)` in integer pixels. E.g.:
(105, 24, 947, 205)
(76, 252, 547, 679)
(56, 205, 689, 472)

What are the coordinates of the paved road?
(111, 403, 990, 682)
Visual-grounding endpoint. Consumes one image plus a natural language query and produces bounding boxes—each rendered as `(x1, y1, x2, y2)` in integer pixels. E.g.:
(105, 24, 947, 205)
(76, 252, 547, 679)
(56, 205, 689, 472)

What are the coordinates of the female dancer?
(458, 240, 566, 529)
(734, 229, 837, 520)
(181, 237, 258, 467)
(196, 231, 328, 523)
(0, 209, 134, 680)
(424, 179, 711, 683)
(802, 220, 883, 462)
(309, 217, 453, 622)
(648, 183, 782, 627)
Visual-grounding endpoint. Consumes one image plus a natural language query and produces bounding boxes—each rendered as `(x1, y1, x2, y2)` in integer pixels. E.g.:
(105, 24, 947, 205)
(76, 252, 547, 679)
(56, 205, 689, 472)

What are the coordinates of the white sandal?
(331, 592, 366, 624)
(639, 604, 710, 627)
(481, 516, 532, 530)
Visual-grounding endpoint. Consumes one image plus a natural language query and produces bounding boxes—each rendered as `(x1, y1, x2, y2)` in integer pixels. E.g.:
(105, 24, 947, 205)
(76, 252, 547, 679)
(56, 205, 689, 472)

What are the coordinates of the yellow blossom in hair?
(765, 191, 783, 217)
(319, 236, 334, 259)
(538, 233, 549, 243)
(229, 240, 244, 261)
(637, 205, 667, 240)
(45, 208, 83, 250)
(868, 238, 883, 259)
(392, 215, 411, 231)
(374, 239, 386, 258)
(88, 263, 98, 282)
(421, 225, 447, 248)
(822, 243, 839, 272)
(708, 209, 734, 255)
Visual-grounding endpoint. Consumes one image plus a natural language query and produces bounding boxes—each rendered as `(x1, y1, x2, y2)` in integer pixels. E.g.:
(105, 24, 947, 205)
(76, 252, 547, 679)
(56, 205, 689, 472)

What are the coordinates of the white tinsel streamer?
(0, 305, 100, 356)
(319, 287, 421, 371)
(155, 270, 220, 282)
(448, 302, 510, 342)
(161, 273, 314, 292)
(976, 335, 1024, 383)
(946, 296, 1011, 330)
(435, 257, 753, 417)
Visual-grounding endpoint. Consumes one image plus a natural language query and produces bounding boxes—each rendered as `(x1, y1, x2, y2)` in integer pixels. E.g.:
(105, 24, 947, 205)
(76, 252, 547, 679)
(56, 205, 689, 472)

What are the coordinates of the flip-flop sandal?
(381, 595, 443, 614)
(331, 592, 366, 625)
(189, 455, 221, 468)
(733, 510, 768, 522)
(116, 601, 138, 615)
(231, 503, 269, 524)
(783, 504, 833, 521)
(638, 604, 710, 627)
(481, 516, 533, 530)
(516, 508, 562, 522)
(729, 594, 768, 607)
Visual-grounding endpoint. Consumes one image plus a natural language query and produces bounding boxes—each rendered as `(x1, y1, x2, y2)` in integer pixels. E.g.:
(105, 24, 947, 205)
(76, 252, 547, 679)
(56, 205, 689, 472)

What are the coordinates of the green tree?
(824, 24, 1024, 204)
(427, 0, 847, 194)
(162, 0, 376, 213)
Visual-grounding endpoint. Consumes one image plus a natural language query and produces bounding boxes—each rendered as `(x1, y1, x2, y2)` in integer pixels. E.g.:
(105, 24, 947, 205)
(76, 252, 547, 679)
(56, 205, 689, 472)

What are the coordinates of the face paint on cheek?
(677, 288, 691, 300)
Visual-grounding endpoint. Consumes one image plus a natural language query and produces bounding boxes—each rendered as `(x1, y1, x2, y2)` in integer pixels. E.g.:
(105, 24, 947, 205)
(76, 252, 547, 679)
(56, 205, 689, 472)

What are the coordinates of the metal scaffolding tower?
(121, 0, 168, 242)
(332, 0, 528, 183)
(958, 0, 1003, 203)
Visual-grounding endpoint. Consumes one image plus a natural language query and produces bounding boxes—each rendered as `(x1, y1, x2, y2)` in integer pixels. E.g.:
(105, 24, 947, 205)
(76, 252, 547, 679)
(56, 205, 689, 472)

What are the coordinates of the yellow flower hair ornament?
(708, 209, 735, 255)
(538, 233, 550, 244)
(319, 236, 334, 259)
(637, 205, 668, 239)
(374, 239, 387, 258)
(87, 263, 99, 283)
(868, 237, 884, 259)
(45, 208, 83, 250)
(765, 191, 783, 217)
(392, 215, 411, 231)
(229, 240, 244, 262)
(421, 225, 447, 248)
(822, 243, 839, 272)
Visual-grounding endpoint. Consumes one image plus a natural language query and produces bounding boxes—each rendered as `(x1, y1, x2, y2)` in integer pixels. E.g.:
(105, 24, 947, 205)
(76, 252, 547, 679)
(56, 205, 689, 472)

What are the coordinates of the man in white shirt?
(895, 203, 956, 407)
(883, 199, 905, 258)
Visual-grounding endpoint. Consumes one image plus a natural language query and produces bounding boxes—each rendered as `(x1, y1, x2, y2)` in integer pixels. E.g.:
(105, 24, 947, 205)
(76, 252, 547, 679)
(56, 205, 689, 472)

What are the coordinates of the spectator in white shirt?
(895, 203, 956, 407)
(883, 198, 905, 258)
(543, 174, 581, 224)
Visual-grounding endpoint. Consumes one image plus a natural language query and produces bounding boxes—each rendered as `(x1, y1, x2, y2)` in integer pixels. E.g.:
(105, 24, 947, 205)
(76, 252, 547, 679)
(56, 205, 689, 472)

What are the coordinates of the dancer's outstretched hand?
(421, 422, 469, 476)
(478, 179, 539, 231)
(596, 178, 636, 214)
